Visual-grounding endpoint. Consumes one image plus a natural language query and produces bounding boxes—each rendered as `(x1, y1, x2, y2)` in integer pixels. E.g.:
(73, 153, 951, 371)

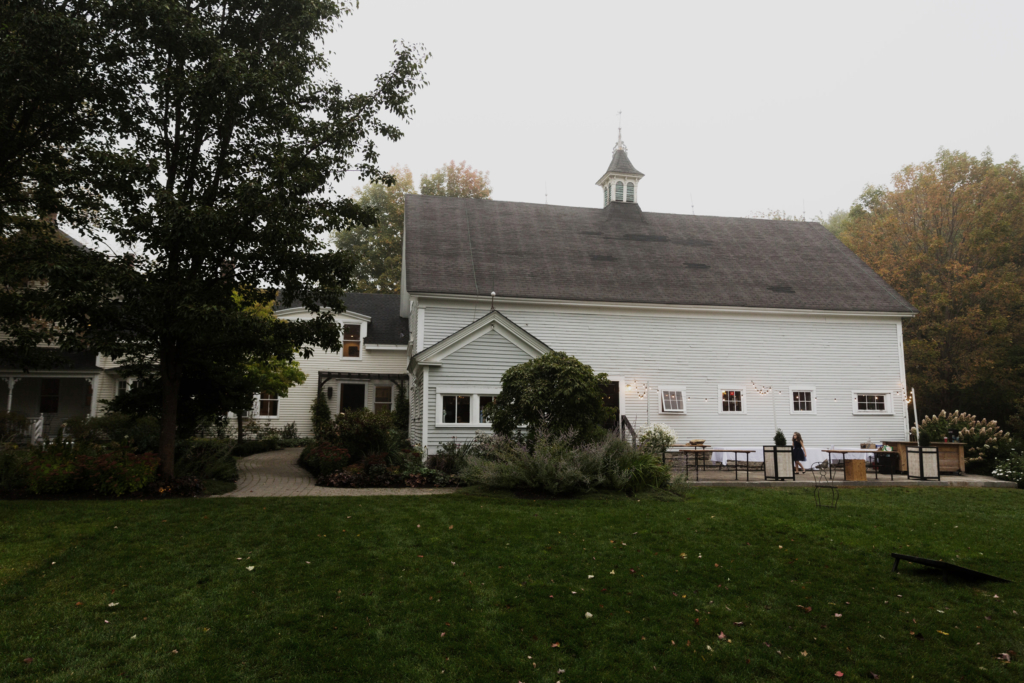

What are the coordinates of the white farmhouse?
(399, 137, 917, 456)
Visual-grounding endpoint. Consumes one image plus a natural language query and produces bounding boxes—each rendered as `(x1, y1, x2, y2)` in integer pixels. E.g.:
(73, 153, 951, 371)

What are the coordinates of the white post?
(85, 377, 99, 417)
(911, 388, 920, 442)
(5, 377, 17, 413)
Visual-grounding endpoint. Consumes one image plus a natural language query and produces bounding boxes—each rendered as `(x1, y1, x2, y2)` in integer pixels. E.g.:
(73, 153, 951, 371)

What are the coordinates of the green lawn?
(1, 487, 1021, 682)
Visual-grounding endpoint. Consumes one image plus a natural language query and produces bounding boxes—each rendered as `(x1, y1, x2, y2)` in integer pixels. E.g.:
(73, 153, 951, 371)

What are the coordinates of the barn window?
(659, 387, 686, 413)
(719, 386, 745, 413)
(791, 387, 815, 414)
(853, 392, 891, 414)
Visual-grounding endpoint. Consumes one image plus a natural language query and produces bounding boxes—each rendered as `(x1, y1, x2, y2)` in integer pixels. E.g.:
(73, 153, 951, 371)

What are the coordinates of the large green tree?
(21, 0, 428, 476)
(0, 0, 123, 369)
(842, 149, 1024, 422)
(338, 161, 491, 292)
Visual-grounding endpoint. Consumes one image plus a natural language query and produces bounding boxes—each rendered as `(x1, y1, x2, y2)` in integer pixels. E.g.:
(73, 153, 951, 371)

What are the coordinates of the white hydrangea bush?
(639, 423, 676, 453)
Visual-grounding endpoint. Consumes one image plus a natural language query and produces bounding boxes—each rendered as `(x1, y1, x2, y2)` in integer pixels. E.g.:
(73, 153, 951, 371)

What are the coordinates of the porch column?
(85, 376, 99, 417)
(5, 377, 18, 413)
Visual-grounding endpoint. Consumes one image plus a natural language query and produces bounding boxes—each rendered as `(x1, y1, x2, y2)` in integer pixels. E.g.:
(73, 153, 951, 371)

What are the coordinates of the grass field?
(1, 486, 1021, 682)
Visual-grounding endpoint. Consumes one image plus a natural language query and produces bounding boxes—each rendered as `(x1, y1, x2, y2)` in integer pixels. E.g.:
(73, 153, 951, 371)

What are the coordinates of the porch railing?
(620, 415, 637, 447)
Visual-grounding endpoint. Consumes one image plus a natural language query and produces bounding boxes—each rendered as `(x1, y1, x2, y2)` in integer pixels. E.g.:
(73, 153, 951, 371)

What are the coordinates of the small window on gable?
(40, 378, 60, 413)
(343, 324, 361, 357)
(258, 392, 278, 417)
(659, 387, 686, 413)
(626, 182, 635, 202)
(374, 385, 392, 414)
(615, 181, 624, 202)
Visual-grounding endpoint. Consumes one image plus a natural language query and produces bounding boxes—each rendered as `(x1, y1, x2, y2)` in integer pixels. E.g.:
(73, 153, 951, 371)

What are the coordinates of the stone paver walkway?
(219, 448, 457, 498)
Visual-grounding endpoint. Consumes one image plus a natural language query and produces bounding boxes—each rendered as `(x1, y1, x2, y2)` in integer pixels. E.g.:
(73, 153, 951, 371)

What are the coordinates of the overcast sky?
(326, 0, 1023, 221)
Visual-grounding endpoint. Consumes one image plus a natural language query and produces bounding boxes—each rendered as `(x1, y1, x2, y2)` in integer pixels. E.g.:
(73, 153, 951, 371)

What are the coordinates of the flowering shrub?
(639, 424, 676, 454)
(145, 475, 205, 497)
(298, 441, 351, 477)
(911, 410, 1013, 473)
(991, 451, 1024, 485)
(23, 442, 159, 496)
(26, 445, 78, 494)
(75, 447, 160, 497)
(316, 467, 459, 488)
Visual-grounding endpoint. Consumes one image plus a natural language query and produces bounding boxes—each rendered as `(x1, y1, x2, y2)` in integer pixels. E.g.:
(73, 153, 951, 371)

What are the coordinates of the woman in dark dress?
(792, 432, 807, 473)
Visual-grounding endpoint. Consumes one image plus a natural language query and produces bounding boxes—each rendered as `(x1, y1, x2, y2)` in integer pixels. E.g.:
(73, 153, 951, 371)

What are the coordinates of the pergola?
(316, 371, 407, 393)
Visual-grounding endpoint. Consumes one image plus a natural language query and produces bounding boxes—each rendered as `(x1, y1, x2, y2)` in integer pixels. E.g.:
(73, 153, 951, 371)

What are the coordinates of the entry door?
(341, 384, 365, 412)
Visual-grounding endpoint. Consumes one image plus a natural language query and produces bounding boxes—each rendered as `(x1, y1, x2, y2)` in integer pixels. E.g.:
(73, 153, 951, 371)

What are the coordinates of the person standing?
(792, 432, 807, 473)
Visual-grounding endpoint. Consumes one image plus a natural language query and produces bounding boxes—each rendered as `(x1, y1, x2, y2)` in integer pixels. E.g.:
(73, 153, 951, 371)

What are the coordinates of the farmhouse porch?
(1, 352, 104, 440)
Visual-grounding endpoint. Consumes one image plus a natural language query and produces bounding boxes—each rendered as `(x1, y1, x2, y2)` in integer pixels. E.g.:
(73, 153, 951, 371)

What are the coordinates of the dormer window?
(615, 181, 624, 202)
(626, 182, 635, 202)
(343, 324, 361, 357)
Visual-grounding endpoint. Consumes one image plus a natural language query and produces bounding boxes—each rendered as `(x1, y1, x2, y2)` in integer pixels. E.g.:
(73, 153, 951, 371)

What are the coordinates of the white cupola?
(595, 129, 644, 207)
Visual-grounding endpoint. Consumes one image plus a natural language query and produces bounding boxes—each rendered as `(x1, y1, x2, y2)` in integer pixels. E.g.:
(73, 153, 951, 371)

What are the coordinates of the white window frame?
(255, 392, 279, 419)
(718, 385, 746, 414)
(851, 390, 893, 415)
(789, 386, 816, 415)
(658, 386, 687, 413)
(116, 379, 133, 396)
(434, 386, 502, 428)
(373, 384, 394, 414)
(340, 321, 365, 360)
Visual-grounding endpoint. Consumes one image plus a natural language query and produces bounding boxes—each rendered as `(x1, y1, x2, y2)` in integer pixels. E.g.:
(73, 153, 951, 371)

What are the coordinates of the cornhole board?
(891, 553, 1010, 583)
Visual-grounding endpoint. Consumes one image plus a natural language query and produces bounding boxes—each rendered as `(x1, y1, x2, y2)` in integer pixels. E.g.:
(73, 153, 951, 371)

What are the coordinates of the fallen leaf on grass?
(868, 673, 880, 680)
(718, 632, 726, 640)
(246, 566, 254, 571)
(108, 602, 119, 607)
(937, 630, 949, 636)
(551, 642, 560, 648)
(797, 605, 812, 613)
(587, 575, 594, 579)
(706, 645, 713, 652)
(440, 632, 445, 637)
(834, 672, 844, 678)
(585, 612, 593, 619)
(733, 621, 744, 626)
(610, 570, 615, 575)
(995, 652, 1011, 662)
(130, 635, 137, 640)
(800, 650, 808, 656)
(22, 658, 32, 664)
(834, 613, 842, 618)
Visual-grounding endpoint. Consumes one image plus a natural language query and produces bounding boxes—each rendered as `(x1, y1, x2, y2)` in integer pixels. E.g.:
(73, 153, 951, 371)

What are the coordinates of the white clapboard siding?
(409, 369, 423, 447)
(415, 299, 909, 452)
(425, 330, 532, 451)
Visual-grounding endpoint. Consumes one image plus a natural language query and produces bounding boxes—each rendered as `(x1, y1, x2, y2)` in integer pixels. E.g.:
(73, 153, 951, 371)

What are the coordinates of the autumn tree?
(338, 161, 491, 292)
(420, 160, 492, 199)
(842, 148, 1024, 421)
(20, 0, 428, 477)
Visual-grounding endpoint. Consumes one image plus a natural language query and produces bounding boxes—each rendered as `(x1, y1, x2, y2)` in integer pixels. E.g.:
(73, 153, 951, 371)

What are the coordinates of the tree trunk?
(158, 355, 181, 479)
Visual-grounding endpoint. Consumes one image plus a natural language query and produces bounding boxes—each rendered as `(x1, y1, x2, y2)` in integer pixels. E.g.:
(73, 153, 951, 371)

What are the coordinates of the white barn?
(398, 137, 917, 458)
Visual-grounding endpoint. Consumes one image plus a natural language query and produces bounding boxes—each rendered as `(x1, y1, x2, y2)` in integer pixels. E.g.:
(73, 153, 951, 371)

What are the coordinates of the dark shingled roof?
(403, 196, 916, 315)
(0, 351, 100, 372)
(277, 293, 408, 345)
(600, 148, 644, 180)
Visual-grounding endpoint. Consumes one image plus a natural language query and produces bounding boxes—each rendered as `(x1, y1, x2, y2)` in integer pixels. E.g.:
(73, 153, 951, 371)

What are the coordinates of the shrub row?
(316, 467, 460, 489)
(456, 430, 673, 496)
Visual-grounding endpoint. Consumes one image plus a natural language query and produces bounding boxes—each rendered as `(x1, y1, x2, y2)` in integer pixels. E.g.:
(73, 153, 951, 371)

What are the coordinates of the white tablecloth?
(706, 447, 871, 469)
